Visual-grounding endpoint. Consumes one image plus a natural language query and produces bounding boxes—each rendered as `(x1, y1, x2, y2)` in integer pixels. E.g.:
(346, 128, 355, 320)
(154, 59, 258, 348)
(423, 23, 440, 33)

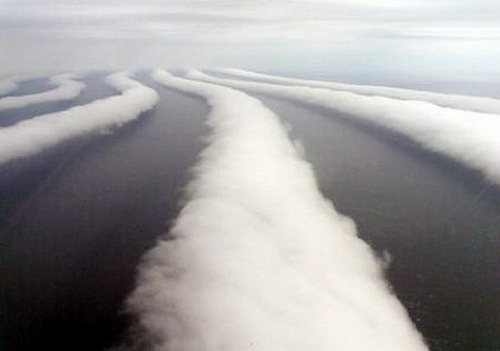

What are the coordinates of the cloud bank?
(0, 71, 158, 165)
(217, 68, 500, 115)
(0, 74, 85, 111)
(125, 69, 428, 351)
(188, 70, 500, 185)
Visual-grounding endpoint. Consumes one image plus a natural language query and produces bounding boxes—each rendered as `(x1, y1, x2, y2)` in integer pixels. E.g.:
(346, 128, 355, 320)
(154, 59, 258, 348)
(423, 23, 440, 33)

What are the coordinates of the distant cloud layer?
(1, 0, 499, 79)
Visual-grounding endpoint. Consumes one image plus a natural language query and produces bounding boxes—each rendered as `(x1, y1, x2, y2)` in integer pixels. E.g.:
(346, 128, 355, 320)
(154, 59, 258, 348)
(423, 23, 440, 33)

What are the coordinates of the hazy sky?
(1, 0, 499, 80)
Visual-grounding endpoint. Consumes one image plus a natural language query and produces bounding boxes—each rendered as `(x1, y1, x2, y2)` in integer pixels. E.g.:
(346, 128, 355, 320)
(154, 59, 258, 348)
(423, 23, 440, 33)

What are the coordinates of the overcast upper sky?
(1, 0, 499, 80)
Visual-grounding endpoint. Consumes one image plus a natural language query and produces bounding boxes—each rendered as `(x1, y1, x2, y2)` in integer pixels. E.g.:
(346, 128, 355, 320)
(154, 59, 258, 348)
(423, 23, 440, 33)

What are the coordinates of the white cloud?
(0, 73, 84, 111)
(0, 71, 158, 165)
(125, 69, 428, 351)
(188, 70, 500, 185)
(217, 68, 500, 114)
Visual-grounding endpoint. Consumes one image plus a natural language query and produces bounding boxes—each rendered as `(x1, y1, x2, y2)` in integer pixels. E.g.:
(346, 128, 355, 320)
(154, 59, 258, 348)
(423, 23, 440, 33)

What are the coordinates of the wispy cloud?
(3, 0, 499, 41)
(1, 0, 499, 78)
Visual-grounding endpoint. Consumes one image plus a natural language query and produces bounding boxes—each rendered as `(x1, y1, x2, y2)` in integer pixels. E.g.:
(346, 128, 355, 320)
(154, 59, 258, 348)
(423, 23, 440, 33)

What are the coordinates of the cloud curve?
(0, 74, 85, 111)
(0, 71, 158, 165)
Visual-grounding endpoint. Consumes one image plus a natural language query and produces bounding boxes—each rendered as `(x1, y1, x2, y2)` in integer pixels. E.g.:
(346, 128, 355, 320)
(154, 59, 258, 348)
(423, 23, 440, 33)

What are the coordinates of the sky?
(1, 0, 500, 81)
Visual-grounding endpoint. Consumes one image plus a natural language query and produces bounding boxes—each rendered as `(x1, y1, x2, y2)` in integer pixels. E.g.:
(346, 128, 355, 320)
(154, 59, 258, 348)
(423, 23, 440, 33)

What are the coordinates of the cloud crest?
(188, 70, 500, 185)
(0, 71, 158, 165)
(125, 69, 428, 351)
(217, 68, 500, 115)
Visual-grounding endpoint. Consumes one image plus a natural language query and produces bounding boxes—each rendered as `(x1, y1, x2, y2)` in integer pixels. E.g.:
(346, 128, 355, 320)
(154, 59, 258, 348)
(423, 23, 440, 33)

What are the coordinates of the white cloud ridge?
(188, 70, 500, 185)
(0, 74, 85, 111)
(125, 69, 428, 351)
(217, 68, 500, 115)
(0, 71, 158, 165)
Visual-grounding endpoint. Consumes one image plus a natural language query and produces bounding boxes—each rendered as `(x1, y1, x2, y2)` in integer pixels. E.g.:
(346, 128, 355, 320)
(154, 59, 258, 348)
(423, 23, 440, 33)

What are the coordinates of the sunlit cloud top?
(1, 0, 499, 80)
